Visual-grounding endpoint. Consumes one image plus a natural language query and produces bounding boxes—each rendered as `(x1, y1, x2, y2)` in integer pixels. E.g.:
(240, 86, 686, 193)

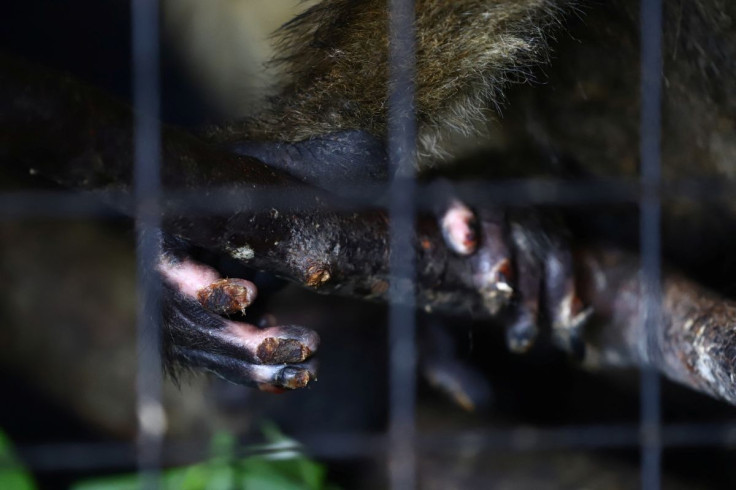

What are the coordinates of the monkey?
(178, 0, 736, 396)
(3, 0, 736, 402)
(158, 0, 594, 392)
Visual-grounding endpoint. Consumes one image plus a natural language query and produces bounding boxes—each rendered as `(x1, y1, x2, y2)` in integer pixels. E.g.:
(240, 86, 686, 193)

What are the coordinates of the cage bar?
(132, 0, 164, 487)
(639, 0, 664, 488)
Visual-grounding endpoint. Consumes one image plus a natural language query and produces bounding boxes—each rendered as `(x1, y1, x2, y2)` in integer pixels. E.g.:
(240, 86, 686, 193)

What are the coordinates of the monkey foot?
(440, 202, 593, 356)
(158, 254, 319, 390)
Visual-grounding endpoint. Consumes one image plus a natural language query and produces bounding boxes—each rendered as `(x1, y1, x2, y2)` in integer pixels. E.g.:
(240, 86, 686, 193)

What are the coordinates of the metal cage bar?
(132, 0, 164, 487)
(639, 0, 664, 488)
(387, 0, 418, 488)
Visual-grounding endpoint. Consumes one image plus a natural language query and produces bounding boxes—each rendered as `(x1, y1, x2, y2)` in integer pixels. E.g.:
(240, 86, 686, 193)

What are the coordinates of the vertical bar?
(387, 0, 417, 489)
(640, 0, 663, 488)
(132, 0, 164, 488)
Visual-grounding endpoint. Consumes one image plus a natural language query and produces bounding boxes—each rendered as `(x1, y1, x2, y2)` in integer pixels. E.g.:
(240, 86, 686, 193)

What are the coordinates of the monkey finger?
(504, 222, 542, 353)
(544, 242, 593, 359)
(197, 278, 257, 316)
(158, 255, 258, 316)
(158, 255, 223, 298)
(173, 347, 317, 389)
(440, 199, 478, 255)
(163, 283, 320, 389)
(470, 209, 514, 315)
(215, 320, 320, 365)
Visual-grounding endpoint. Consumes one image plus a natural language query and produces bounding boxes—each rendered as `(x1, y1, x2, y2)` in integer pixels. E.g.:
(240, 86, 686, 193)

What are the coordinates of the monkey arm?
(0, 53, 326, 390)
(1, 53, 506, 392)
(0, 53, 543, 318)
(4, 54, 736, 404)
(578, 247, 736, 406)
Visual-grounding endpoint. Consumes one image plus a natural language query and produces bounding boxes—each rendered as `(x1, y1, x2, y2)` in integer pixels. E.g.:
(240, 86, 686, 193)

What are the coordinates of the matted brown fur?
(213, 0, 571, 163)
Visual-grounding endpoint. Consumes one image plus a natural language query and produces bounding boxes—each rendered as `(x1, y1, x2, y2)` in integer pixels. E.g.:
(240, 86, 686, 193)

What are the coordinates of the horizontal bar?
(2, 178, 735, 220)
(8, 423, 736, 473)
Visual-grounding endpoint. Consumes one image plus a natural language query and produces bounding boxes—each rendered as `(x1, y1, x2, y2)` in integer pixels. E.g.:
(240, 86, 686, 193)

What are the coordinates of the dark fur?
(211, 0, 571, 164)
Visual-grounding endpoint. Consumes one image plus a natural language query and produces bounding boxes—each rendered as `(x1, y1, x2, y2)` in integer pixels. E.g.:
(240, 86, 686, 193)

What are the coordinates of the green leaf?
(71, 426, 338, 490)
(0, 430, 37, 490)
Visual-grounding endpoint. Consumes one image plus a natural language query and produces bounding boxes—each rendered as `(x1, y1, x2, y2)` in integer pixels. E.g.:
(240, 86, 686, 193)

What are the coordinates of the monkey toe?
(217, 322, 319, 364)
(273, 362, 318, 389)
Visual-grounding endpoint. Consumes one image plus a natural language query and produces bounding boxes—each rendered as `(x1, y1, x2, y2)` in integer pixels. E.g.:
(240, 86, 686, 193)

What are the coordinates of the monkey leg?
(157, 237, 319, 391)
(0, 55, 588, 386)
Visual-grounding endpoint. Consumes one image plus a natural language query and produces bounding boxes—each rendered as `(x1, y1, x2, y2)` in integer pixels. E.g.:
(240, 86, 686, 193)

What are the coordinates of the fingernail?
(257, 337, 311, 364)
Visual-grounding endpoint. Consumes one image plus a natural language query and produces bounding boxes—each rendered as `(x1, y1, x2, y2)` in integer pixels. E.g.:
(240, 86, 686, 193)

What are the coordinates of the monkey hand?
(157, 238, 319, 391)
(440, 201, 592, 358)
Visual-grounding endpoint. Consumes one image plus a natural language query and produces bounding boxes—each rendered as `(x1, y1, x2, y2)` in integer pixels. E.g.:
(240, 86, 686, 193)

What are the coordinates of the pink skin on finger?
(157, 257, 223, 299)
(441, 200, 478, 256)
(159, 257, 319, 364)
(218, 321, 320, 364)
(158, 258, 257, 314)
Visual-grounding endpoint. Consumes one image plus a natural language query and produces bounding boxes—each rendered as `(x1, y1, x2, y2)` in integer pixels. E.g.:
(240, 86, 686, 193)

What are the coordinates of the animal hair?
(213, 0, 573, 166)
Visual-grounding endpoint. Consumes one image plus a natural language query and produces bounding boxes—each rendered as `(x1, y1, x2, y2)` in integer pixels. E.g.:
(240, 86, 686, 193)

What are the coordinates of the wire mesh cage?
(2, 0, 736, 489)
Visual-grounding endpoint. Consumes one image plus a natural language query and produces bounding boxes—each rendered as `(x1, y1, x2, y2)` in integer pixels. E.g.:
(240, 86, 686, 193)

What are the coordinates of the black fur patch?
(230, 130, 388, 192)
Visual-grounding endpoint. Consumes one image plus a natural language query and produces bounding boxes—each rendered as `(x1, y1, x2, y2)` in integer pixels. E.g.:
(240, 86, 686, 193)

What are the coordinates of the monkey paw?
(157, 251, 319, 391)
(440, 203, 591, 358)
